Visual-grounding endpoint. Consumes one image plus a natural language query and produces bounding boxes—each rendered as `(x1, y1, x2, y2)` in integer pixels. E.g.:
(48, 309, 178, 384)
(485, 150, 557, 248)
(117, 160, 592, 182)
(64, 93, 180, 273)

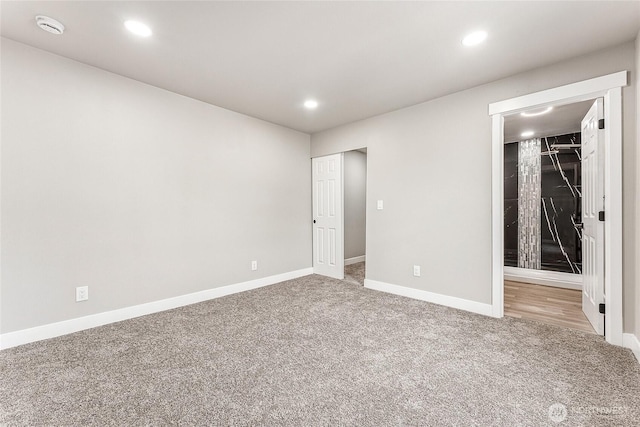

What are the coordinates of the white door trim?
(489, 71, 627, 346)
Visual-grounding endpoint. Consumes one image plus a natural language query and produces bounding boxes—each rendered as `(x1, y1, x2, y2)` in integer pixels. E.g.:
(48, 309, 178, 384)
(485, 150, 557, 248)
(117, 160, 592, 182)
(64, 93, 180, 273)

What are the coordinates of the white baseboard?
(0, 267, 313, 351)
(504, 266, 582, 290)
(622, 333, 640, 363)
(345, 255, 366, 265)
(364, 279, 494, 317)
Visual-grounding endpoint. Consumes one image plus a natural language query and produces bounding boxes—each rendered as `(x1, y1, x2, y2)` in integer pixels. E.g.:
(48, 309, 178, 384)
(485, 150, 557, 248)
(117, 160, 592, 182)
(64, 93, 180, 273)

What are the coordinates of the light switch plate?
(76, 286, 89, 302)
(377, 200, 384, 210)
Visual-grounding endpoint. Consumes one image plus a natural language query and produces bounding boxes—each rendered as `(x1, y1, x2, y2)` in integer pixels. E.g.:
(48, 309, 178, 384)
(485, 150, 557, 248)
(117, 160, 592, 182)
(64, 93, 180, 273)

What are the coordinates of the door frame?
(489, 71, 627, 346)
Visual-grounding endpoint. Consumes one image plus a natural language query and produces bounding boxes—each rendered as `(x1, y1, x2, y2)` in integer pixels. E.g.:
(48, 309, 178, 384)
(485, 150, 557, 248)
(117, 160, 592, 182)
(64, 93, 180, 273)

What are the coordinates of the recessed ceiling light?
(521, 106, 553, 117)
(521, 130, 535, 138)
(304, 100, 318, 109)
(125, 20, 152, 37)
(35, 15, 65, 35)
(462, 31, 487, 47)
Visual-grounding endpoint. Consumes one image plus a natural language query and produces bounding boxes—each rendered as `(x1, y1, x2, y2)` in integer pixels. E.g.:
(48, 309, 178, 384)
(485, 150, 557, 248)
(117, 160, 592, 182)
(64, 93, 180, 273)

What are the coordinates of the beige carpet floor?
(1, 273, 639, 426)
(344, 261, 365, 285)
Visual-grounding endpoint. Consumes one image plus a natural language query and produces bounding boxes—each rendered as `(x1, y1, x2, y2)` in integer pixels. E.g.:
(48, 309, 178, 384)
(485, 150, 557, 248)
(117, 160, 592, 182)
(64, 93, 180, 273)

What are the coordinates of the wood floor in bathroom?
(504, 281, 595, 334)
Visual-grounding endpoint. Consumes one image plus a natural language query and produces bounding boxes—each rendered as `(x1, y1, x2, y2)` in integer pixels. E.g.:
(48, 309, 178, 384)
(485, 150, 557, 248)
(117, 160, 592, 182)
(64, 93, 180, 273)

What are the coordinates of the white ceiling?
(504, 100, 594, 143)
(2, 1, 639, 134)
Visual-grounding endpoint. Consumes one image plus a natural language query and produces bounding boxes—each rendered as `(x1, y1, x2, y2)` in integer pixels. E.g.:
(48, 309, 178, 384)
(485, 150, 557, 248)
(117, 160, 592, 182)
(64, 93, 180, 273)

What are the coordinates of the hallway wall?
(344, 151, 367, 260)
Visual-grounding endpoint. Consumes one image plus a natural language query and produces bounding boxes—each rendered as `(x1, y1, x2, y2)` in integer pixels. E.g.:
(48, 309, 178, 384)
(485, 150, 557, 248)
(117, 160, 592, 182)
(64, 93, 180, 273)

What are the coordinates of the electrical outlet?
(251, 260, 258, 271)
(76, 286, 89, 302)
(413, 265, 421, 277)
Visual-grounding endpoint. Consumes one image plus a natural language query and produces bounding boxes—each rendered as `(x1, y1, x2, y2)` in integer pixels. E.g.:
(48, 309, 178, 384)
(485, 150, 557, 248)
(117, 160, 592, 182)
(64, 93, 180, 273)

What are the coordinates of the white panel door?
(312, 153, 344, 279)
(581, 98, 604, 335)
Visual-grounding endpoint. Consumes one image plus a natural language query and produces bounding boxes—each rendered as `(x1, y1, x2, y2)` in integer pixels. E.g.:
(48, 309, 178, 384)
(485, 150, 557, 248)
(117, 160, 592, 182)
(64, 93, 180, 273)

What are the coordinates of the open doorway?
(343, 149, 367, 285)
(502, 100, 595, 333)
(489, 71, 626, 346)
(311, 148, 367, 285)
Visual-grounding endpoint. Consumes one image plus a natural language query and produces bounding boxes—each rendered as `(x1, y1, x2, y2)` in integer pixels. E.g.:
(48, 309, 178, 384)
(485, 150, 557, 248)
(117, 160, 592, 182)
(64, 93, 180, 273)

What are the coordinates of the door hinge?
(598, 211, 605, 221)
(598, 119, 605, 129)
(599, 303, 606, 315)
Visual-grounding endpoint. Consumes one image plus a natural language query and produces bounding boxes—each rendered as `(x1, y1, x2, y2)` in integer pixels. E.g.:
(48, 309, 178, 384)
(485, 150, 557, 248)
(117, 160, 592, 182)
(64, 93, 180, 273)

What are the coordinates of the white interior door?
(312, 154, 344, 279)
(581, 98, 605, 335)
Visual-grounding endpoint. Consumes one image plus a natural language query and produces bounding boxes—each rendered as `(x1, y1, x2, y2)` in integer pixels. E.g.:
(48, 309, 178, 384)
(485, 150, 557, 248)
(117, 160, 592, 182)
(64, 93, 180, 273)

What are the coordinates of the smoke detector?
(35, 15, 65, 35)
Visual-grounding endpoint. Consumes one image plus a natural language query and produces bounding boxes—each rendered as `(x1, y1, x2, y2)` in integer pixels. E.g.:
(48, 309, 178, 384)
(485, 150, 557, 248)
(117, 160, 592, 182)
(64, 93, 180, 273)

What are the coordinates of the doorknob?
(313, 220, 316, 223)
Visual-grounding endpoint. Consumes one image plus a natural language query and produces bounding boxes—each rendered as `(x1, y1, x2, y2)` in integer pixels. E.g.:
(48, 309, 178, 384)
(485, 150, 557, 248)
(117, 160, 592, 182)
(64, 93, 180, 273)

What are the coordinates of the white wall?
(0, 39, 311, 334)
(311, 42, 637, 331)
(636, 30, 640, 339)
(344, 151, 366, 260)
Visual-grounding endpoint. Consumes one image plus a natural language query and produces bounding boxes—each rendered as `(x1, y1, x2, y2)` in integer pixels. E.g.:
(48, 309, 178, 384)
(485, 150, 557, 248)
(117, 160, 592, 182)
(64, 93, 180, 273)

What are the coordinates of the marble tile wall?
(518, 138, 542, 269)
(504, 143, 519, 267)
(504, 133, 582, 274)
(540, 133, 582, 273)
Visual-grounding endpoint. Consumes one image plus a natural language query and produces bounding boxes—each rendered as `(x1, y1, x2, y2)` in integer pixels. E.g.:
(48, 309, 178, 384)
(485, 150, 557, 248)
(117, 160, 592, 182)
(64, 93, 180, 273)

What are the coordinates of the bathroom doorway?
(489, 71, 626, 345)
(502, 100, 595, 333)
